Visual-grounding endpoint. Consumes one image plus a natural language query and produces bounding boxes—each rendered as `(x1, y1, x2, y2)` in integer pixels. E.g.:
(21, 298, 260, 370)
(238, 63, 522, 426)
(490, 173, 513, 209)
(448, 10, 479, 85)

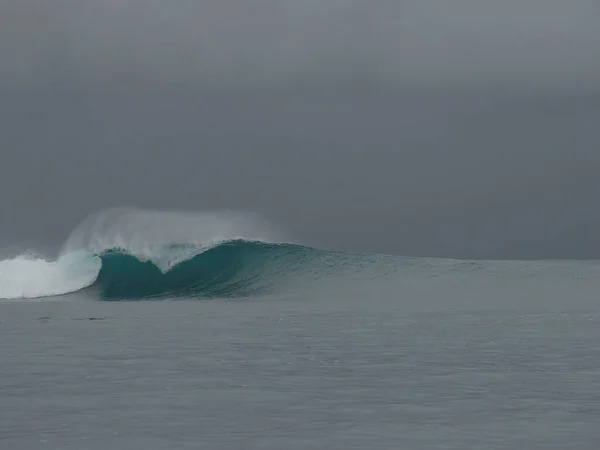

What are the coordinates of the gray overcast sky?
(2, 0, 600, 88)
(1, 1, 600, 259)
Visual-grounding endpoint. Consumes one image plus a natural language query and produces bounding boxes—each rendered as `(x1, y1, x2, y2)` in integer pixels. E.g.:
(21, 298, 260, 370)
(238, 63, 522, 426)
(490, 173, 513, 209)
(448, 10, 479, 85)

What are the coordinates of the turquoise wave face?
(95, 240, 315, 300)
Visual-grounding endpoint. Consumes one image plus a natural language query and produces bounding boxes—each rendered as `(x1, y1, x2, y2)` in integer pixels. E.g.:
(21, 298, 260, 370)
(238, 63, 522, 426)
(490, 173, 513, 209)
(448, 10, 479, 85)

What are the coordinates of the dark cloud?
(1, 1, 599, 259)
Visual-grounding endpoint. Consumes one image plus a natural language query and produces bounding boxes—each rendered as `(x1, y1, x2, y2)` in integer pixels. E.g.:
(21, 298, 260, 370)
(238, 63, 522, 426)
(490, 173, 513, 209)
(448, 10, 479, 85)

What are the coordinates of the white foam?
(0, 251, 101, 299)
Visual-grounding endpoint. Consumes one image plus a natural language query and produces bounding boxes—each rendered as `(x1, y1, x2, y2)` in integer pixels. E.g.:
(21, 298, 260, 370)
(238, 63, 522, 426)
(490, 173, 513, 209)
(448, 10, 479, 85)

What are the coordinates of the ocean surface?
(2, 208, 600, 449)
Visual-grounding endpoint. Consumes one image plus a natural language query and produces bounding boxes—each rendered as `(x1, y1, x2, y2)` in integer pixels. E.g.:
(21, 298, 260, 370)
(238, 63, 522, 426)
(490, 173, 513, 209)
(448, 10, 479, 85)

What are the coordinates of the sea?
(2, 208, 600, 449)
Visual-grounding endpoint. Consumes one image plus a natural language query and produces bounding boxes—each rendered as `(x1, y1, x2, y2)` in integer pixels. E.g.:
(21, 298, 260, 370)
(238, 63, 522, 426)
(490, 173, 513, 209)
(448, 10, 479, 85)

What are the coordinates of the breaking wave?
(0, 207, 317, 300)
(2, 207, 599, 302)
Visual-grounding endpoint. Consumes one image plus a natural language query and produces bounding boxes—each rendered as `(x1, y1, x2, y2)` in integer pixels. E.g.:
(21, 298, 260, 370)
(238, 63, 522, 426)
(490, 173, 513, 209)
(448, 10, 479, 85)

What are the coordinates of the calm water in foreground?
(2, 284, 600, 449)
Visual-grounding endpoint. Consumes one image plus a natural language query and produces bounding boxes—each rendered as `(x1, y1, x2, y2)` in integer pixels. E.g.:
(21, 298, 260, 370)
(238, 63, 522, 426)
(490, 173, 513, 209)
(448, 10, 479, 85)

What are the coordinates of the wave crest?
(61, 207, 289, 271)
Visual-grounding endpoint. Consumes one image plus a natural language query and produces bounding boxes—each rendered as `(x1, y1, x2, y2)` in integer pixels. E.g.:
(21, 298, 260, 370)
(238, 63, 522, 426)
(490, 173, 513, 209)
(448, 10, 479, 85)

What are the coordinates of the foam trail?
(0, 251, 101, 299)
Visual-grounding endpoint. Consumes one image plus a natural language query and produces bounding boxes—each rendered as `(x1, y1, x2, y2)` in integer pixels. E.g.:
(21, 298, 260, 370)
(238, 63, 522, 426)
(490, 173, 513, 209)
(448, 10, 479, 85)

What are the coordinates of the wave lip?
(60, 207, 288, 271)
